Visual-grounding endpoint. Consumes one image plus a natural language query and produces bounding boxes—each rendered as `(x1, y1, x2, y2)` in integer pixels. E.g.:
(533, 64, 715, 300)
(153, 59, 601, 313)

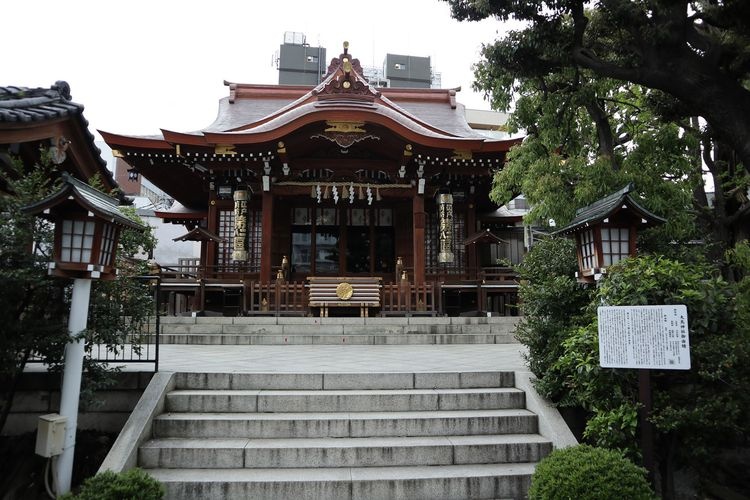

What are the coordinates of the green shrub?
(62, 468, 164, 500)
(528, 445, 655, 500)
(514, 237, 593, 401)
(599, 255, 750, 465)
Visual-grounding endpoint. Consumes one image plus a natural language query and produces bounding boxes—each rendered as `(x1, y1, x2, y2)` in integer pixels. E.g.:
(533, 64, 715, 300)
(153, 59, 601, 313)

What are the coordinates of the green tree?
(445, 0, 750, 264)
(445, 0, 750, 167)
(0, 153, 156, 433)
(596, 256, 749, 496)
(0, 153, 69, 433)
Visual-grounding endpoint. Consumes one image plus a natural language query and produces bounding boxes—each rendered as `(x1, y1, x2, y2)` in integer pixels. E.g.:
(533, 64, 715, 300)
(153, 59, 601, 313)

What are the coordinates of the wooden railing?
(155, 263, 519, 316)
(159, 263, 517, 284)
(426, 265, 518, 282)
(243, 281, 307, 316)
(157, 262, 260, 281)
(381, 282, 438, 316)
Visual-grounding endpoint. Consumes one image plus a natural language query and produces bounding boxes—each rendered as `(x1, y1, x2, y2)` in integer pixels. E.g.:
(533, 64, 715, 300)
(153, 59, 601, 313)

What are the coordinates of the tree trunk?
(659, 433, 678, 500)
(700, 137, 740, 281)
(573, 47, 750, 172)
(584, 98, 619, 170)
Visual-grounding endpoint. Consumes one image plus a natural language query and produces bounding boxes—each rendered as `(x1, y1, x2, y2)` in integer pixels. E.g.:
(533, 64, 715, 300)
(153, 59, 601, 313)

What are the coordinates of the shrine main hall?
(103, 44, 523, 317)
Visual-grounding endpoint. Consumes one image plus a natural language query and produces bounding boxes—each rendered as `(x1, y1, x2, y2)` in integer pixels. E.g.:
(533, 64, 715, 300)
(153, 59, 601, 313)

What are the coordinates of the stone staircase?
(154, 316, 520, 345)
(138, 371, 552, 499)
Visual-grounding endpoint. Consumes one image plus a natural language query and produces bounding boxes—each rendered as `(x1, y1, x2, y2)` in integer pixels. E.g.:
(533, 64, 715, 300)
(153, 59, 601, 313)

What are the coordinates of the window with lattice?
(579, 229, 598, 271)
(601, 227, 630, 266)
(218, 208, 262, 271)
(218, 210, 234, 266)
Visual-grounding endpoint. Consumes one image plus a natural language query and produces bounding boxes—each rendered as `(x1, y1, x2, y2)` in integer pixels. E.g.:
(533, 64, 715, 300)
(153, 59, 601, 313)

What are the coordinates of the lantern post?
(23, 173, 143, 494)
(554, 183, 668, 487)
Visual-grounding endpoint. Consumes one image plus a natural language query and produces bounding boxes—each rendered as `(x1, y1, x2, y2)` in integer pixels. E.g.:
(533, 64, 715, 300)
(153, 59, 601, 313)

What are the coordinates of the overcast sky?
(4, 0, 518, 139)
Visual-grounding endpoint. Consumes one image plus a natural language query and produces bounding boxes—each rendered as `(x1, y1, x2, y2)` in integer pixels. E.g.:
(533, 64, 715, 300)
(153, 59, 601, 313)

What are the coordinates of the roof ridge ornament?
(314, 41, 380, 99)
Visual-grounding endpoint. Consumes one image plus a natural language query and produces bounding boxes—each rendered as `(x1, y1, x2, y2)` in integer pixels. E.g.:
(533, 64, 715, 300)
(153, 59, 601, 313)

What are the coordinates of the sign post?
(598, 305, 690, 489)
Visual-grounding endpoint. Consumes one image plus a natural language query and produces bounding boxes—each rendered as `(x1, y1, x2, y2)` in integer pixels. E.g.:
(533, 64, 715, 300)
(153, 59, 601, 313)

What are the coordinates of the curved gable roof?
(102, 46, 519, 154)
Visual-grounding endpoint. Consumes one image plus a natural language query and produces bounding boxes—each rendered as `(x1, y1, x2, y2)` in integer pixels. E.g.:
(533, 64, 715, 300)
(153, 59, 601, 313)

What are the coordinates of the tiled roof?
(173, 227, 224, 243)
(22, 172, 143, 230)
(0, 81, 120, 197)
(0, 81, 81, 122)
(463, 229, 509, 246)
(554, 183, 666, 235)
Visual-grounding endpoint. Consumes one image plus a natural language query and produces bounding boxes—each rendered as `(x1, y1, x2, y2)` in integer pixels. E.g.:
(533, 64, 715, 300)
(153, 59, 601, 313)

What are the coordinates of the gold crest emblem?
(336, 282, 354, 300)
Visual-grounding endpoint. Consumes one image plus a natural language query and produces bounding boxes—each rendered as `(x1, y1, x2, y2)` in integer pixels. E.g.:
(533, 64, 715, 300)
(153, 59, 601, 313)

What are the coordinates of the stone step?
(156, 316, 520, 327)
(173, 371, 517, 391)
(152, 317, 521, 347)
(147, 462, 535, 500)
(159, 323, 515, 335)
(139, 434, 553, 469)
(164, 325, 501, 334)
(157, 332, 516, 345)
(165, 388, 526, 413)
(152, 409, 538, 439)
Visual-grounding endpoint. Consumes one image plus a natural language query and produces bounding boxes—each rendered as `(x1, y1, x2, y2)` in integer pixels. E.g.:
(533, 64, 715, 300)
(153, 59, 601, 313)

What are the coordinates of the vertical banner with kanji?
(437, 193, 454, 263)
(232, 190, 248, 261)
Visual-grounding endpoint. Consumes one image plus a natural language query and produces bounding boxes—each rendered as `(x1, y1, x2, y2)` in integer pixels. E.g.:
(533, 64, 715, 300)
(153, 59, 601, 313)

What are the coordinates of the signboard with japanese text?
(598, 305, 690, 370)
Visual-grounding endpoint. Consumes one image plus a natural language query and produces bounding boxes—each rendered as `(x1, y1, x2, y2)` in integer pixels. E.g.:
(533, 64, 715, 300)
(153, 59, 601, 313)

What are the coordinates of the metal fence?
(27, 276, 161, 372)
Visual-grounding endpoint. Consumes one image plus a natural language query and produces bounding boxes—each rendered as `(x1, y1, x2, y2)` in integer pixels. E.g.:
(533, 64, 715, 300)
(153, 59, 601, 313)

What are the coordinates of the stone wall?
(2, 371, 153, 436)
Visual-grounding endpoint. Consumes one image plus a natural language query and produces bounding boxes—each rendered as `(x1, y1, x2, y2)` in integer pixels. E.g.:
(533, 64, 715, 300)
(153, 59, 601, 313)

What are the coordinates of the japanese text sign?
(598, 305, 690, 370)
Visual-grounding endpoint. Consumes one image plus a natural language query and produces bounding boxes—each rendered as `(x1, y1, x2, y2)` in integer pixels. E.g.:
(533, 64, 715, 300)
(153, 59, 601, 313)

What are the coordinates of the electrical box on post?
(35, 413, 67, 457)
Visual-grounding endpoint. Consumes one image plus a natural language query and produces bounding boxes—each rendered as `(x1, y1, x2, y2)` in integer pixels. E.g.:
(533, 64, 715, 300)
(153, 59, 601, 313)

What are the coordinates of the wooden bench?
(308, 277, 382, 317)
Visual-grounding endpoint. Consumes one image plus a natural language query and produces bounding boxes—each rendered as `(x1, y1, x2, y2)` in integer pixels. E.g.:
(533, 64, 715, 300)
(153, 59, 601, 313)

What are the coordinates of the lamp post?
(554, 183, 667, 487)
(23, 173, 143, 494)
(553, 183, 665, 283)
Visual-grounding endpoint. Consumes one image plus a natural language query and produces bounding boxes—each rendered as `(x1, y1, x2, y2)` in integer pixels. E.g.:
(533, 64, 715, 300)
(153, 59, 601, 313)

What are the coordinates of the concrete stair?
(153, 316, 520, 345)
(139, 371, 553, 499)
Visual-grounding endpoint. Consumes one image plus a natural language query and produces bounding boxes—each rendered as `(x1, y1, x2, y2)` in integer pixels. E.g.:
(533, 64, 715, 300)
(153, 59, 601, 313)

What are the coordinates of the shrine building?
(102, 43, 523, 317)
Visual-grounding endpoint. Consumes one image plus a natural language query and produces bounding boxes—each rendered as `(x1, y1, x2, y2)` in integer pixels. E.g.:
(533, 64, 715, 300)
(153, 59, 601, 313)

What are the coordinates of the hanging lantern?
(22, 173, 144, 280)
(553, 183, 665, 283)
(232, 189, 248, 261)
(437, 192, 454, 263)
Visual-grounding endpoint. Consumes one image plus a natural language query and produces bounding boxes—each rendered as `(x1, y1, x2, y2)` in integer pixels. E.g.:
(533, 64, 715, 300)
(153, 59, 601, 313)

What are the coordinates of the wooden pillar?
(260, 190, 274, 282)
(198, 241, 208, 278)
(206, 195, 218, 276)
(413, 192, 426, 285)
(466, 197, 477, 279)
